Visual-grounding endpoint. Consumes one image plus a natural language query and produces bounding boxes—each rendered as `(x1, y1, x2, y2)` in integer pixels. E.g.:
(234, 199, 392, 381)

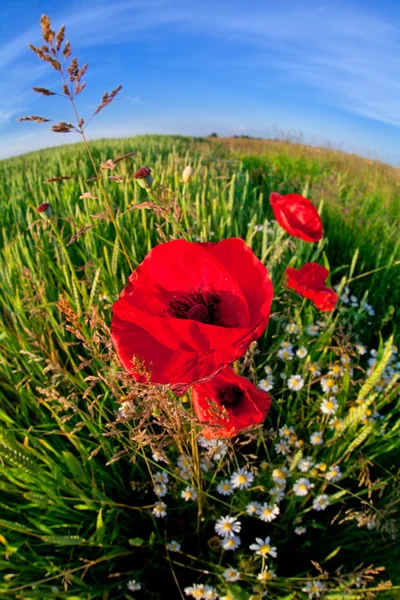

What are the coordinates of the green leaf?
(129, 537, 144, 547)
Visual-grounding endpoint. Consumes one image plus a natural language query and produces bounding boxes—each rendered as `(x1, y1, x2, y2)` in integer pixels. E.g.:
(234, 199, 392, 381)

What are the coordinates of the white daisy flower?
(231, 468, 254, 489)
(257, 502, 280, 522)
(320, 396, 338, 415)
(153, 482, 168, 497)
(257, 567, 276, 583)
(246, 501, 261, 515)
(259, 378, 273, 392)
(118, 401, 134, 418)
(281, 341, 294, 350)
(181, 486, 198, 502)
(217, 480, 234, 496)
(293, 478, 311, 496)
(200, 458, 212, 472)
(177, 454, 193, 469)
(179, 467, 193, 481)
(184, 583, 205, 598)
(264, 365, 273, 375)
(278, 348, 294, 360)
(288, 375, 304, 391)
(296, 347, 308, 359)
(285, 322, 299, 334)
(278, 425, 294, 438)
(152, 449, 166, 463)
(310, 432, 324, 446)
(152, 501, 167, 518)
(295, 526, 307, 535)
(249, 536, 277, 558)
(167, 540, 181, 552)
(329, 364, 344, 378)
(355, 344, 367, 355)
(127, 580, 141, 591)
(222, 535, 241, 551)
(298, 457, 314, 473)
(306, 324, 319, 336)
(326, 466, 342, 482)
(302, 580, 325, 598)
(370, 349, 378, 357)
(223, 568, 240, 582)
(313, 494, 330, 511)
(308, 362, 321, 377)
(320, 377, 338, 394)
(215, 516, 241, 538)
(272, 466, 289, 483)
(270, 487, 285, 503)
(275, 440, 290, 455)
(203, 585, 218, 599)
(154, 471, 169, 484)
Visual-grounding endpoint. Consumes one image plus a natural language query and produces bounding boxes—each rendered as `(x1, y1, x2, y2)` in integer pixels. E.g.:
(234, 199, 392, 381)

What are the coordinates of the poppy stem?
(146, 189, 191, 241)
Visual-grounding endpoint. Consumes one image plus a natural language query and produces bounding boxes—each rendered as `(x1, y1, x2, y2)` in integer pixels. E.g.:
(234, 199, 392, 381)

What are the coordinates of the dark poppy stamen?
(167, 288, 222, 325)
(217, 384, 244, 408)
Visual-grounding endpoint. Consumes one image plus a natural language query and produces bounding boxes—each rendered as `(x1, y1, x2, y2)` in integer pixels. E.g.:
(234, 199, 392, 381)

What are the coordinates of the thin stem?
(147, 189, 191, 241)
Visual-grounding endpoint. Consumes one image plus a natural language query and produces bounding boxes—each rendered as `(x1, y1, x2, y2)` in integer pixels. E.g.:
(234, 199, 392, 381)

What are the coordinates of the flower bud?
(182, 165, 194, 183)
(134, 166, 153, 189)
(36, 202, 52, 218)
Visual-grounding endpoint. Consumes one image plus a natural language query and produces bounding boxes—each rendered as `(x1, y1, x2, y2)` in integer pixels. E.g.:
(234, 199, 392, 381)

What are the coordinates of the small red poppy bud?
(134, 166, 153, 189)
(36, 203, 52, 218)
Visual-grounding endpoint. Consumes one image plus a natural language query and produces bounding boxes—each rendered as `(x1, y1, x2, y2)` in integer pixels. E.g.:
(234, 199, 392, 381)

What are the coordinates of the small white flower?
(217, 480, 234, 496)
(326, 465, 342, 482)
(355, 344, 367, 355)
(320, 377, 338, 394)
(298, 457, 314, 473)
(308, 362, 321, 377)
(257, 502, 280, 522)
(223, 568, 240, 582)
(310, 432, 324, 446)
(278, 348, 294, 360)
(249, 536, 277, 558)
(288, 375, 304, 391)
(167, 540, 181, 552)
(259, 378, 273, 392)
(275, 440, 290, 455)
(293, 478, 311, 496)
(222, 535, 241, 551)
(231, 468, 254, 489)
(313, 494, 330, 511)
(302, 580, 325, 598)
(179, 467, 192, 481)
(215, 516, 241, 538)
(246, 501, 261, 515)
(329, 364, 344, 378)
(278, 425, 294, 438)
(181, 486, 198, 502)
(264, 365, 273, 375)
(152, 450, 166, 463)
(270, 487, 285, 503)
(152, 501, 167, 518)
(177, 454, 193, 469)
(257, 567, 276, 583)
(153, 482, 168, 497)
(272, 466, 288, 483)
(154, 471, 169, 484)
(295, 526, 307, 535)
(320, 396, 338, 415)
(285, 322, 299, 334)
(118, 400, 134, 418)
(127, 580, 141, 592)
(280, 341, 294, 350)
(296, 347, 308, 359)
(329, 417, 344, 431)
(184, 583, 205, 598)
(203, 585, 218, 599)
(307, 324, 319, 336)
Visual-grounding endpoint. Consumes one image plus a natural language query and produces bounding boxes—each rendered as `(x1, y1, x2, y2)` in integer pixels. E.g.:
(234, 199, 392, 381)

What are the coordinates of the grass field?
(0, 134, 399, 599)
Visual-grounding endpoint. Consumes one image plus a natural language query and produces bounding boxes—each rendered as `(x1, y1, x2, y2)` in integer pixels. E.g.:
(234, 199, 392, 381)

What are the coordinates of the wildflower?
(293, 478, 311, 496)
(264, 365, 273, 375)
(298, 457, 314, 473)
(177, 455, 193, 470)
(153, 482, 168, 497)
(272, 467, 288, 483)
(286, 263, 338, 312)
(355, 344, 367, 355)
(288, 375, 304, 391)
(167, 540, 181, 552)
(307, 324, 319, 336)
(134, 166, 153, 189)
(209, 440, 228, 461)
(257, 502, 280, 522)
(295, 526, 307, 535)
(275, 440, 290, 454)
(184, 583, 205, 598)
(310, 432, 323, 446)
(297, 346, 308, 359)
(281, 341, 294, 350)
(329, 364, 344, 377)
(285, 322, 299, 334)
(182, 165, 194, 182)
(316, 463, 327, 473)
(200, 458, 212, 472)
(181, 486, 198, 502)
(249, 536, 278, 558)
(278, 347, 294, 360)
(118, 400, 134, 418)
(152, 501, 167, 518)
(278, 426, 294, 439)
(154, 471, 169, 484)
(302, 580, 325, 598)
(203, 586, 218, 599)
(179, 467, 192, 480)
(231, 468, 254, 489)
(152, 450, 166, 463)
(36, 202, 52, 218)
(246, 501, 261, 515)
(259, 377, 273, 392)
(127, 580, 141, 591)
(329, 417, 344, 431)
(320, 396, 338, 415)
(313, 494, 330, 511)
(270, 192, 323, 242)
(222, 535, 241, 551)
(257, 567, 276, 583)
(326, 465, 342, 482)
(270, 487, 285, 503)
(223, 568, 240, 582)
(217, 480, 234, 496)
(215, 516, 241, 538)
(320, 377, 338, 394)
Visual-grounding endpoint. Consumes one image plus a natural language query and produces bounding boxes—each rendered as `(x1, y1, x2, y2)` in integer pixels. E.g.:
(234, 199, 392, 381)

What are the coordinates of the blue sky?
(1, 0, 400, 163)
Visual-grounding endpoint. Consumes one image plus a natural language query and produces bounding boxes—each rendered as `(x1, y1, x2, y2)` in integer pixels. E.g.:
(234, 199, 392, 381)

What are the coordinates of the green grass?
(0, 135, 399, 599)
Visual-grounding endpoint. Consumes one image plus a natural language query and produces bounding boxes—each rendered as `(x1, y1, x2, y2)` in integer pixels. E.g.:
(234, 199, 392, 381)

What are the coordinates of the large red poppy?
(286, 263, 338, 311)
(192, 367, 272, 439)
(111, 238, 273, 393)
(270, 192, 323, 242)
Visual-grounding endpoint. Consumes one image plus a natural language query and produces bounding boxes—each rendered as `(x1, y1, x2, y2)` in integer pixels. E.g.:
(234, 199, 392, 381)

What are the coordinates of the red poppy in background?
(270, 192, 323, 242)
(286, 263, 338, 311)
(192, 367, 272, 439)
(111, 238, 273, 394)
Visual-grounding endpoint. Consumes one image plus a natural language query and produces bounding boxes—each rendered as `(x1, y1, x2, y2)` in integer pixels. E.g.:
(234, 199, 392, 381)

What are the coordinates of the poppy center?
(167, 287, 222, 325)
(218, 385, 244, 407)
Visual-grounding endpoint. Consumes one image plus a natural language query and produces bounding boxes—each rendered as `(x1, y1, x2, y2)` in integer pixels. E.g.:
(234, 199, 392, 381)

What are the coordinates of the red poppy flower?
(270, 192, 323, 242)
(286, 263, 338, 311)
(111, 238, 273, 393)
(192, 367, 272, 439)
